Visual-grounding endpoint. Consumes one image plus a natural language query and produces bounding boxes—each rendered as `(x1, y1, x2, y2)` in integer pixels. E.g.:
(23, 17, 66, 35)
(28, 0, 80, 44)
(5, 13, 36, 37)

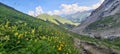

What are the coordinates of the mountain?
(1, 2, 120, 54)
(64, 10, 92, 23)
(0, 3, 80, 54)
(37, 14, 80, 29)
(72, 0, 120, 38)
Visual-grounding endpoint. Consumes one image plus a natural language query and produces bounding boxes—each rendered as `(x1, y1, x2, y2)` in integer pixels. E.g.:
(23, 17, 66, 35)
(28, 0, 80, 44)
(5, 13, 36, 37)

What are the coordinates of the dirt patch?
(74, 38, 120, 54)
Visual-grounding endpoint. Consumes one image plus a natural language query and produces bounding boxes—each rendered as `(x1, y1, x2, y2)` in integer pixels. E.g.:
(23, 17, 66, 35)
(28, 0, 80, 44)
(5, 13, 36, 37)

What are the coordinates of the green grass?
(0, 3, 79, 54)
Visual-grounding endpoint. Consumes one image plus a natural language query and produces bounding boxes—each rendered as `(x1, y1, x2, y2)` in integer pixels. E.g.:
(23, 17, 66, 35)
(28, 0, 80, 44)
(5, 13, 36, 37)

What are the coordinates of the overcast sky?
(0, 0, 104, 16)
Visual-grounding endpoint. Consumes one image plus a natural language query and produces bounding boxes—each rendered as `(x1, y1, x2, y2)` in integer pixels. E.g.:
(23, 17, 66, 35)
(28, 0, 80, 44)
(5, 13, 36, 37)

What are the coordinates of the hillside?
(37, 14, 80, 29)
(0, 3, 79, 54)
(72, 0, 120, 38)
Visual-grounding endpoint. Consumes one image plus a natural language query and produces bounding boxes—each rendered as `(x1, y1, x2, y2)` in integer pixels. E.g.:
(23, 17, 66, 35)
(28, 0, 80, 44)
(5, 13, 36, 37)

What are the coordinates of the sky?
(0, 0, 104, 16)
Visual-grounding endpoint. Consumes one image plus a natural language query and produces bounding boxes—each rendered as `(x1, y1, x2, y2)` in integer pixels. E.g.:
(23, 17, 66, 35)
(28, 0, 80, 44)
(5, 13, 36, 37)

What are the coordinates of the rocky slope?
(72, 0, 120, 38)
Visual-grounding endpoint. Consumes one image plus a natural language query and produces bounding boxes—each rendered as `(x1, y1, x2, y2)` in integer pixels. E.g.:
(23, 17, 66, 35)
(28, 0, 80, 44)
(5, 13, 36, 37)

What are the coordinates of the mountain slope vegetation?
(0, 3, 79, 54)
(37, 14, 80, 29)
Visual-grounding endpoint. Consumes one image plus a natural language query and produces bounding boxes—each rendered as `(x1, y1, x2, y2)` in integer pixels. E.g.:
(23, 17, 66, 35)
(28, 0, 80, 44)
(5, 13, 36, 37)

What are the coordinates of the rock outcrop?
(72, 0, 120, 38)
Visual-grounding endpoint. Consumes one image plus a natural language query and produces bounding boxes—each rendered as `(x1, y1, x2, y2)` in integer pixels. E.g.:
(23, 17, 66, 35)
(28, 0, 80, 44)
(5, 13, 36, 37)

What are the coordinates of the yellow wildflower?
(31, 29, 35, 34)
(42, 36, 46, 39)
(60, 43, 64, 47)
(66, 53, 69, 54)
(14, 32, 18, 36)
(58, 46, 62, 51)
(18, 34, 23, 39)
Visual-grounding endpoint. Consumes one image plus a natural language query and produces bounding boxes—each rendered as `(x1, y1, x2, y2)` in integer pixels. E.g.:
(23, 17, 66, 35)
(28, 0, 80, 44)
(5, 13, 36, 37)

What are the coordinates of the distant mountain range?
(37, 14, 80, 29)
(36, 9, 93, 29)
(63, 10, 92, 23)
(36, 10, 92, 29)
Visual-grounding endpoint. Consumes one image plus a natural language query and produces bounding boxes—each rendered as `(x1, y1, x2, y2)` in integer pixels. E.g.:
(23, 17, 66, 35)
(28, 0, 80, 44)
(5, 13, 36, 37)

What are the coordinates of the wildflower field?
(0, 3, 79, 54)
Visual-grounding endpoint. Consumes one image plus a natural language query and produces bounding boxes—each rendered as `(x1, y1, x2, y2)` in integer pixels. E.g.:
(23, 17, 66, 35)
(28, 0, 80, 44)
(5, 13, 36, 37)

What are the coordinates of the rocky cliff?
(72, 0, 120, 38)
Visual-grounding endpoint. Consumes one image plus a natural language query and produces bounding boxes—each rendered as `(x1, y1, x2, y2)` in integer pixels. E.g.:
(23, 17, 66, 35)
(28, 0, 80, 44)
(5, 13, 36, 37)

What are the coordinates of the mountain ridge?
(37, 14, 80, 29)
(63, 10, 92, 23)
(72, 0, 120, 38)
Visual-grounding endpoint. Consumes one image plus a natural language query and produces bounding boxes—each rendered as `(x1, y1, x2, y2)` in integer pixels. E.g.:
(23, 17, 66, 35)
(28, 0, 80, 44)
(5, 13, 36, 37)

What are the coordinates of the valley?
(37, 14, 80, 29)
(0, 0, 120, 54)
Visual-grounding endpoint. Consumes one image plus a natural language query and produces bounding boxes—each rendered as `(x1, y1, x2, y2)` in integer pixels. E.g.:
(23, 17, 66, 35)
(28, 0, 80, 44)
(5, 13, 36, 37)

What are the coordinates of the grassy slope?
(52, 15, 80, 26)
(0, 3, 79, 54)
(37, 14, 80, 28)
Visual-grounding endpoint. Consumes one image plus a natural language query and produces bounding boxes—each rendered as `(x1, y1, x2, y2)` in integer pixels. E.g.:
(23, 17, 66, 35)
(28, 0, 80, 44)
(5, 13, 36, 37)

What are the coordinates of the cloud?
(47, 4, 91, 15)
(61, 4, 91, 14)
(28, 6, 43, 17)
(28, 0, 105, 16)
(47, 0, 104, 15)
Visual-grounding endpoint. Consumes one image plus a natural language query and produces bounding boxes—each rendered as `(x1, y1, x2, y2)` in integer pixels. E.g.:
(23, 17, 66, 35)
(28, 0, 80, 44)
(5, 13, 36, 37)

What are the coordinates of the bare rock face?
(72, 0, 120, 38)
